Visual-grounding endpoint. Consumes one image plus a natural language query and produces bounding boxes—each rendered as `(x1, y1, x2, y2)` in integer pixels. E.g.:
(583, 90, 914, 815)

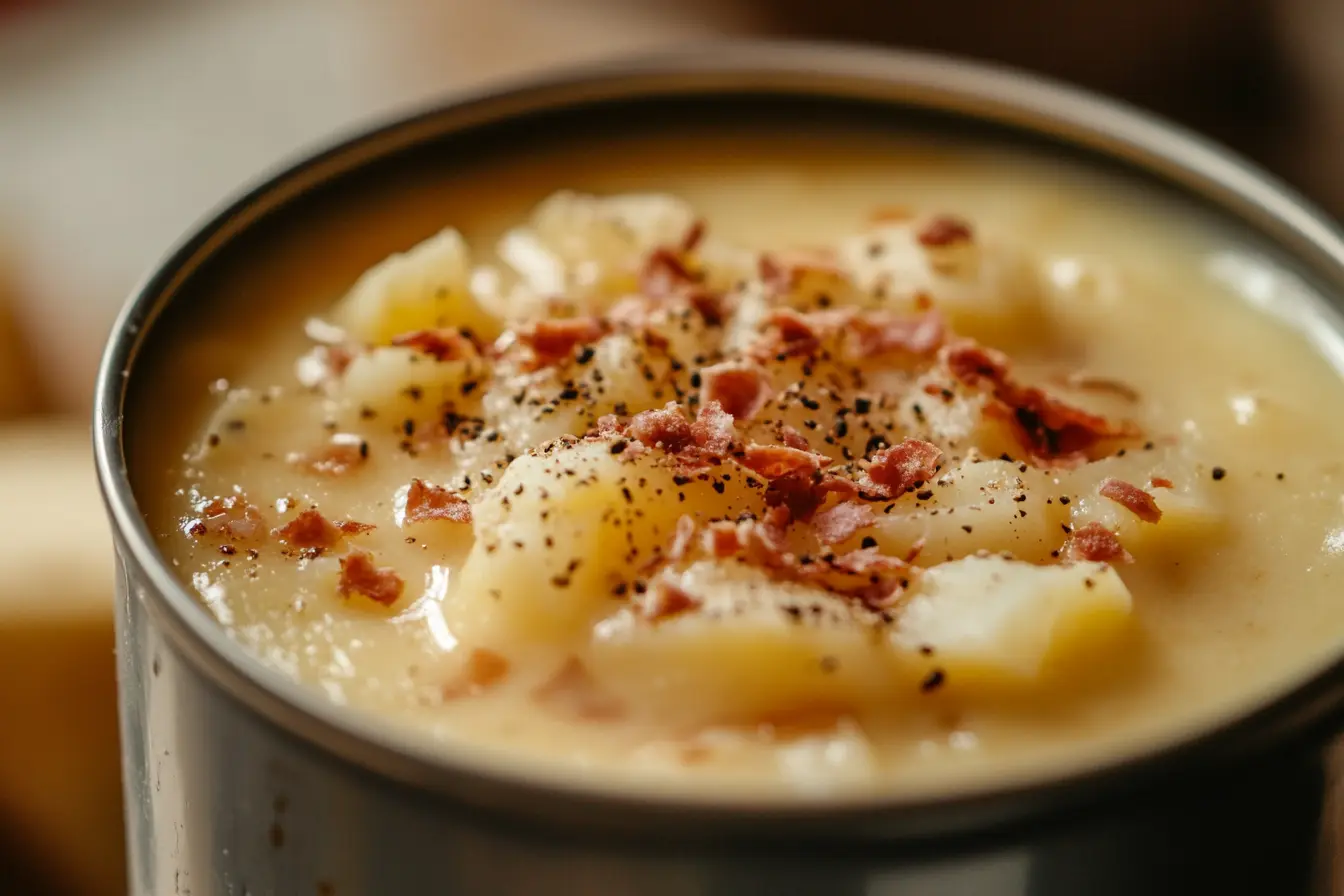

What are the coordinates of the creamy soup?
(136, 123, 1344, 801)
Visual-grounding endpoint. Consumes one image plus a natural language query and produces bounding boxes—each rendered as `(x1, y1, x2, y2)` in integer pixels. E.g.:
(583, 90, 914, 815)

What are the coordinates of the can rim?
(93, 40, 1344, 841)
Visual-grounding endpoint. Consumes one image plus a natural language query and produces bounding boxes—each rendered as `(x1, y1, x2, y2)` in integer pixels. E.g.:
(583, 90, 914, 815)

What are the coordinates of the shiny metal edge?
(93, 39, 1344, 841)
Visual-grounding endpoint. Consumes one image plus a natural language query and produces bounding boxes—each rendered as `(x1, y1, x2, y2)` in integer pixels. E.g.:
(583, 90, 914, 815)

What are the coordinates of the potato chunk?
(447, 440, 766, 645)
(861, 460, 1069, 565)
(333, 229, 503, 344)
(588, 560, 896, 728)
(891, 555, 1133, 685)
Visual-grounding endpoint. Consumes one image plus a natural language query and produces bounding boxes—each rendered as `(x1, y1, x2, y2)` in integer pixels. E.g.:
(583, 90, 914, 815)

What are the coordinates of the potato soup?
(135, 124, 1344, 800)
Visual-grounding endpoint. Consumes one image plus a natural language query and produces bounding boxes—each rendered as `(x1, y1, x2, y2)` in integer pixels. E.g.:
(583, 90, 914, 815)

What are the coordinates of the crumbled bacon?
(699, 361, 773, 421)
(687, 289, 726, 327)
(642, 580, 702, 622)
(517, 317, 607, 369)
(755, 307, 854, 358)
(640, 247, 698, 299)
(193, 495, 266, 541)
(917, 215, 974, 248)
(849, 311, 946, 359)
(813, 501, 875, 545)
(690, 400, 735, 454)
(942, 338, 1137, 463)
(777, 424, 811, 451)
(629, 403, 695, 452)
(1062, 522, 1133, 565)
(757, 250, 845, 298)
(680, 219, 706, 253)
(338, 549, 404, 606)
(532, 657, 625, 721)
(859, 438, 943, 498)
(738, 443, 830, 480)
(404, 479, 472, 524)
(290, 433, 368, 476)
(1098, 478, 1163, 523)
(443, 648, 510, 700)
(1149, 476, 1174, 489)
(765, 472, 858, 523)
(274, 509, 342, 549)
(390, 328, 478, 362)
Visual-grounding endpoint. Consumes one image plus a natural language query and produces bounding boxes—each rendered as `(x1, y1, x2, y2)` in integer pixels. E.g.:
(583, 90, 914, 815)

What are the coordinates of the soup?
(135, 123, 1344, 800)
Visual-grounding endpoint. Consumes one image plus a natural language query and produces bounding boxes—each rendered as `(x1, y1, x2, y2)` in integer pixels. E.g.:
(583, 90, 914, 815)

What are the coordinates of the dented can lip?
(93, 40, 1344, 843)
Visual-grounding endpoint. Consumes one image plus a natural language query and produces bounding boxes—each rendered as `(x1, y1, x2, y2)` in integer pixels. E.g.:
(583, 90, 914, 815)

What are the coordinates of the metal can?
(94, 42, 1344, 896)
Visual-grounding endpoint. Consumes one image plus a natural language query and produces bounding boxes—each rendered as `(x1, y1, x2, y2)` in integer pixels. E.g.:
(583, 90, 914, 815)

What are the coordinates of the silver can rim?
(93, 40, 1344, 842)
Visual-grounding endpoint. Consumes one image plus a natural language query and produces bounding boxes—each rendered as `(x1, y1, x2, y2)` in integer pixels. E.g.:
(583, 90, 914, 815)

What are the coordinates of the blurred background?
(2, 0, 1343, 892)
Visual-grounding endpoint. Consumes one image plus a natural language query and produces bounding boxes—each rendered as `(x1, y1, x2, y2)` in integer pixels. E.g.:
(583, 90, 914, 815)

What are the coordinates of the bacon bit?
(942, 339, 1138, 463)
(757, 250, 846, 298)
(640, 247, 698, 299)
(629, 402, 695, 452)
(760, 503, 793, 545)
(1098, 478, 1162, 523)
(517, 317, 607, 369)
(591, 414, 624, 438)
(667, 514, 697, 562)
(859, 438, 943, 498)
(532, 657, 625, 722)
(443, 649, 511, 700)
(766, 472, 858, 523)
(338, 549, 405, 606)
(917, 215, 974, 248)
(274, 509, 342, 549)
(1060, 372, 1140, 403)
(699, 361, 774, 422)
(777, 424, 812, 451)
(813, 501, 876, 546)
(687, 289, 726, 327)
(738, 443, 830, 480)
(390, 328, 478, 362)
(690, 400, 735, 454)
(849, 311, 946, 359)
(904, 537, 926, 564)
(943, 340, 1011, 386)
(680, 219, 707, 253)
(195, 495, 267, 540)
(642, 580, 702, 622)
(705, 521, 747, 558)
(1062, 522, 1133, 565)
(1149, 476, 1174, 489)
(291, 433, 368, 476)
(755, 307, 854, 358)
(404, 479, 472, 524)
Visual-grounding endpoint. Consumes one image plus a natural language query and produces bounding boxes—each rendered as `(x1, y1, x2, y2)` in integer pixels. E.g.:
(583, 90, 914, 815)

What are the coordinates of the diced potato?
(894, 370, 1019, 460)
(588, 561, 897, 728)
(836, 222, 1047, 346)
(335, 346, 485, 428)
(447, 440, 767, 645)
(332, 229, 503, 344)
(891, 555, 1133, 685)
(482, 332, 688, 452)
(1063, 455, 1224, 559)
(498, 191, 696, 310)
(861, 460, 1069, 565)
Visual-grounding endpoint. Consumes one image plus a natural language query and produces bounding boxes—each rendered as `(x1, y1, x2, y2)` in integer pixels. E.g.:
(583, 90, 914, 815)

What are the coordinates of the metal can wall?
(97, 43, 1344, 896)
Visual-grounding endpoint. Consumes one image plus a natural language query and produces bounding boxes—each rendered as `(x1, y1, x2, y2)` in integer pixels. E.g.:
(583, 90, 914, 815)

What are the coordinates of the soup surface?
(138, 122, 1344, 800)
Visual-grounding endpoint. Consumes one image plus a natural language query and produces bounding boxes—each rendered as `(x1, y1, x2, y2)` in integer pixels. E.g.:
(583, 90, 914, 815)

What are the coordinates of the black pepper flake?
(1059, 496, 1071, 505)
(358, 440, 370, 459)
(962, 525, 973, 534)
(206, 433, 221, 448)
(799, 396, 821, 411)
(550, 575, 571, 588)
(621, 487, 634, 504)
(219, 545, 236, 556)
(918, 645, 935, 656)
(1276, 472, 1285, 481)
(402, 419, 415, 437)
(864, 435, 889, 456)
(835, 420, 849, 438)
(559, 387, 580, 401)
(1212, 467, 1226, 481)
(610, 439, 629, 455)
(1013, 494, 1027, 503)
(461, 380, 479, 396)
(854, 397, 872, 415)
(712, 480, 726, 494)
(920, 668, 946, 693)
(403, 386, 423, 402)
(360, 406, 377, 420)
(860, 536, 878, 549)
(916, 489, 934, 501)
(225, 419, 246, 431)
